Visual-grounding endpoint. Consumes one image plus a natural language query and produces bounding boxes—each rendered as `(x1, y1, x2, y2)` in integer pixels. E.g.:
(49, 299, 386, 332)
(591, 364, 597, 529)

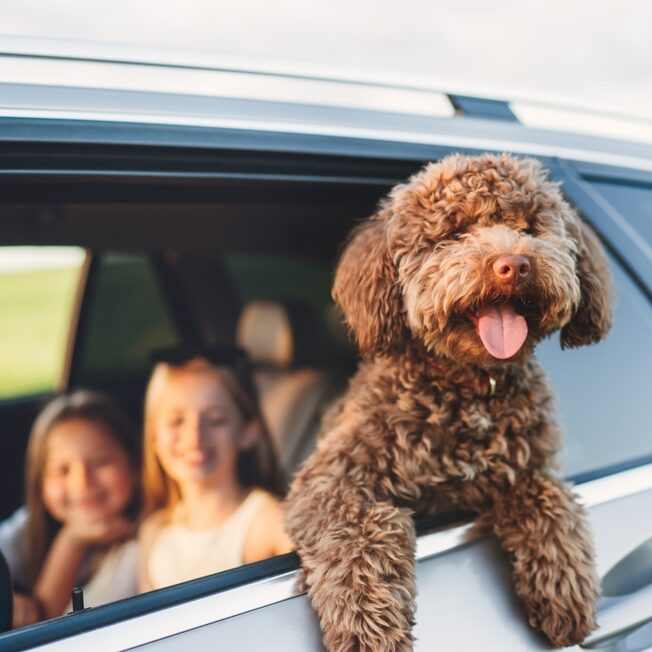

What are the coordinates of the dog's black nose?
(493, 254, 531, 284)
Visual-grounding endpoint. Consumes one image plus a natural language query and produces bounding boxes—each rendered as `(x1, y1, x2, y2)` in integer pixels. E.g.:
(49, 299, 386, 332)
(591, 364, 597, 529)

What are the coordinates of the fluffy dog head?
(333, 153, 612, 367)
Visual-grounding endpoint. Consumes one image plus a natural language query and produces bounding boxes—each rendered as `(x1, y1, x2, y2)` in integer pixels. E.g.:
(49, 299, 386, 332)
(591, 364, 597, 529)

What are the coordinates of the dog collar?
(422, 355, 498, 396)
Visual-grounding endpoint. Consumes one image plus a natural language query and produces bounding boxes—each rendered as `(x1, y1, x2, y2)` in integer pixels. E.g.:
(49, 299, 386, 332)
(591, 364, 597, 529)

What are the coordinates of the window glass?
(589, 180, 652, 247)
(77, 253, 179, 382)
(537, 254, 652, 478)
(0, 247, 85, 398)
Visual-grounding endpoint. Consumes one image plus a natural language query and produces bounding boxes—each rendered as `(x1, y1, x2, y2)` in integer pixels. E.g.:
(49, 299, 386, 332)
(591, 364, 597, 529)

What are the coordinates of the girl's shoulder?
(249, 488, 280, 506)
(243, 489, 283, 521)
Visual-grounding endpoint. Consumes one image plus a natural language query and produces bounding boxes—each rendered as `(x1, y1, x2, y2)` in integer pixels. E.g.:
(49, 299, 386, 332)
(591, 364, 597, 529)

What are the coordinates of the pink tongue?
(477, 304, 528, 359)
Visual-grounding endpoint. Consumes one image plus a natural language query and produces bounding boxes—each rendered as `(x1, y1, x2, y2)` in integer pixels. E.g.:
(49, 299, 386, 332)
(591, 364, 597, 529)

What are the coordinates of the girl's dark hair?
(24, 390, 140, 586)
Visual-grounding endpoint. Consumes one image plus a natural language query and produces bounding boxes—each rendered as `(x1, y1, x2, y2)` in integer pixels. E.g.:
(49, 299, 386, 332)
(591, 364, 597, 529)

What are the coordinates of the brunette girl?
(0, 391, 140, 626)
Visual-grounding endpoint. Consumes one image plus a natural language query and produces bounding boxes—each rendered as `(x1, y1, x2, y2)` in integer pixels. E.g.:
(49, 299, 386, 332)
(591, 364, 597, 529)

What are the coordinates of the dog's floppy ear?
(333, 211, 405, 357)
(560, 219, 613, 348)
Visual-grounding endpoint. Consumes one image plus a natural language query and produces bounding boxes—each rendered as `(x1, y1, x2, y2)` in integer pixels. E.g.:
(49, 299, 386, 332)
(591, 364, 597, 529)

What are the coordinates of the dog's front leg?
(490, 471, 599, 646)
(286, 480, 417, 652)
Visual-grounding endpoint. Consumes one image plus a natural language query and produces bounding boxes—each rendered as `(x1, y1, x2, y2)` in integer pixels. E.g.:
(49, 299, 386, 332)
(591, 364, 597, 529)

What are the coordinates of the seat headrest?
(236, 301, 294, 367)
(237, 299, 355, 369)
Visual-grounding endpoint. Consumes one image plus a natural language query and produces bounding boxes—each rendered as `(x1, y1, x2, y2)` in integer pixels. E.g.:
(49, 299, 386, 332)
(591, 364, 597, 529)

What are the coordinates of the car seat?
(236, 300, 352, 474)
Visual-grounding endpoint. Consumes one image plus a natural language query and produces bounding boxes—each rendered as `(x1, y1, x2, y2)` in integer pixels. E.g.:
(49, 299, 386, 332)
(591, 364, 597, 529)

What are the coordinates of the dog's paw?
(525, 573, 598, 647)
(323, 627, 414, 652)
(535, 606, 596, 648)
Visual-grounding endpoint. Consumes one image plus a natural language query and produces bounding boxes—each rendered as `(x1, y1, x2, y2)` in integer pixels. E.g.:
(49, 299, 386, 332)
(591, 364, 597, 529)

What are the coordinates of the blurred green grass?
(0, 267, 79, 397)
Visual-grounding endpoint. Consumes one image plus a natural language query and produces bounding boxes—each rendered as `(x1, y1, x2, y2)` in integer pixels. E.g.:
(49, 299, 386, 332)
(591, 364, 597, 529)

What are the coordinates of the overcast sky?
(2, 0, 651, 119)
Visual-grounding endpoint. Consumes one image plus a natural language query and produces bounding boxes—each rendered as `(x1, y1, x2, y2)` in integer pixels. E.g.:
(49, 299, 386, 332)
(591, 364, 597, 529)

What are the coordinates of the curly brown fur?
(285, 153, 611, 651)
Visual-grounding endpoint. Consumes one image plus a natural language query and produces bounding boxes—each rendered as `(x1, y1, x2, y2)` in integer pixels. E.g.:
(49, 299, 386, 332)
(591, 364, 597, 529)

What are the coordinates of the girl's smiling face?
(153, 368, 259, 489)
(42, 418, 134, 525)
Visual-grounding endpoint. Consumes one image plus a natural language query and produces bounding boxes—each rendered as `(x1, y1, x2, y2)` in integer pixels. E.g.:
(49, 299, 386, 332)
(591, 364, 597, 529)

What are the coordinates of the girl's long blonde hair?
(23, 390, 139, 588)
(142, 356, 284, 518)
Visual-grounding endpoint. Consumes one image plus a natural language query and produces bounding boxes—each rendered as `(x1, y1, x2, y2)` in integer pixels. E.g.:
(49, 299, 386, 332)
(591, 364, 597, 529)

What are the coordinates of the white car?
(0, 36, 651, 652)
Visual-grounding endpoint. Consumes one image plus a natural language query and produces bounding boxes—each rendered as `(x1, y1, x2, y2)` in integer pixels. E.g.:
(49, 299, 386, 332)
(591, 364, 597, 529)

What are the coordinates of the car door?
(1, 109, 651, 650)
(50, 170, 652, 652)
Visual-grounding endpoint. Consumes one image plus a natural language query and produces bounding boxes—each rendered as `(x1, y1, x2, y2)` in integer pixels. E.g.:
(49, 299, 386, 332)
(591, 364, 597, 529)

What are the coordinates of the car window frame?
(549, 159, 652, 302)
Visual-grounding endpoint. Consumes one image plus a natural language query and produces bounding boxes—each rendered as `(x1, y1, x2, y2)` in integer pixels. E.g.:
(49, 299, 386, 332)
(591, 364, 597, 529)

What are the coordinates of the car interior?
(0, 139, 445, 642)
(0, 171, 410, 522)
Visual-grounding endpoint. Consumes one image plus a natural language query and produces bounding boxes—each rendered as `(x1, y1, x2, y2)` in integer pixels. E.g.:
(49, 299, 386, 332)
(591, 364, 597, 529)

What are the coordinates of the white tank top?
(147, 489, 270, 590)
(65, 539, 139, 612)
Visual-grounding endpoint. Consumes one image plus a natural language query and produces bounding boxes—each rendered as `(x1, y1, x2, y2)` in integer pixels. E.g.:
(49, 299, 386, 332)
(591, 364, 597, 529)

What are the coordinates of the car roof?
(2, 35, 652, 174)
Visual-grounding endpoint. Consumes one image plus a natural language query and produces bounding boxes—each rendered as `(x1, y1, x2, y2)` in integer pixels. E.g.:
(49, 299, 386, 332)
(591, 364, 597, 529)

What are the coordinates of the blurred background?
(2, 0, 651, 118)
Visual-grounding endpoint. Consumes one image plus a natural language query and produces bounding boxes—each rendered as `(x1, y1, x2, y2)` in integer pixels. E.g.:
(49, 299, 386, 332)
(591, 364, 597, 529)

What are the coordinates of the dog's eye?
(523, 225, 537, 236)
(450, 230, 464, 240)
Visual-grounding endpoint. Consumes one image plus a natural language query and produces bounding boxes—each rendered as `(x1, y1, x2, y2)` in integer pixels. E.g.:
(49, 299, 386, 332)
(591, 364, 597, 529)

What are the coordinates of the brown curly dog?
(285, 153, 612, 651)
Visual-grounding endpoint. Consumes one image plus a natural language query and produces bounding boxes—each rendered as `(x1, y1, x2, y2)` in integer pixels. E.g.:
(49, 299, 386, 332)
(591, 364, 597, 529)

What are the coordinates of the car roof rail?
(449, 95, 519, 122)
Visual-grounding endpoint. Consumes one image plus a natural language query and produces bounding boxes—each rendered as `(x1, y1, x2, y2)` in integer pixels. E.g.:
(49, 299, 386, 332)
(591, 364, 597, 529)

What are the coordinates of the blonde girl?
(0, 391, 140, 626)
(138, 346, 293, 592)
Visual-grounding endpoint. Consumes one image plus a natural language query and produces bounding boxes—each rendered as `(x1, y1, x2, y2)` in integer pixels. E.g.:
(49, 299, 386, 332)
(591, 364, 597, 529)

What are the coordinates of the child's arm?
(243, 497, 294, 564)
(12, 592, 42, 628)
(34, 516, 131, 619)
(33, 527, 87, 619)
